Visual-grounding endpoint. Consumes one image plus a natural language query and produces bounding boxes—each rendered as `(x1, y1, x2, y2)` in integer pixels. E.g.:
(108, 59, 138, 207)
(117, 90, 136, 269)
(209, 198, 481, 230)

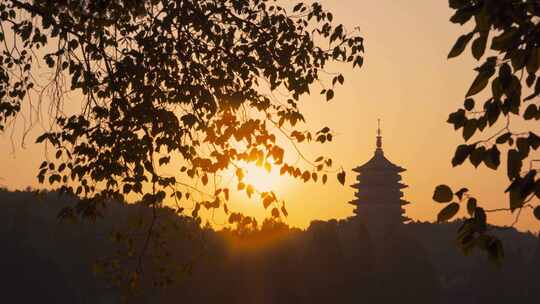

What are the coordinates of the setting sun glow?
(241, 163, 282, 193)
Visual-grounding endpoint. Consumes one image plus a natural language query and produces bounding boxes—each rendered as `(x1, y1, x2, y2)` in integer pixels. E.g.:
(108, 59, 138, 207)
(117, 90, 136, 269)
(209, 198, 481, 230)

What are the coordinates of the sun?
(241, 162, 282, 193)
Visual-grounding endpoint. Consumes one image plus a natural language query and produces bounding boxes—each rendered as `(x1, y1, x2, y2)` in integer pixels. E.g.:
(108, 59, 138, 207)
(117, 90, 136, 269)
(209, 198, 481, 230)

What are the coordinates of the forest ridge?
(1, 189, 539, 303)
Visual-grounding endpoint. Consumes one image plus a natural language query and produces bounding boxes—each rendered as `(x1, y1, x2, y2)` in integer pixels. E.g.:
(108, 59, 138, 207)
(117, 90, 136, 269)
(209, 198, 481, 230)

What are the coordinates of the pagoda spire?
(376, 119, 383, 155)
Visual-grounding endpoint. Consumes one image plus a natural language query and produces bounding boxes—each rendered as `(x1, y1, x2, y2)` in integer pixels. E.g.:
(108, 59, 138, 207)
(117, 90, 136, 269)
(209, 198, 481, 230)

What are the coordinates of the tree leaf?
(507, 149, 522, 179)
(281, 205, 288, 217)
(484, 145, 501, 170)
(466, 198, 477, 215)
(262, 193, 274, 209)
(523, 104, 537, 120)
(534, 206, 540, 220)
(464, 98, 475, 111)
(39, 161, 48, 169)
(447, 109, 467, 129)
(466, 71, 491, 97)
(36, 133, 48, 143)
(326, 89, 334, 101)
(455, 187, 469, 200)
(496, 132, 511, 144)
(448, 32, 474, 59)
(201, 174, 208, 186)
(337, 170, 346, 185)
(438, 202, 460, 222)
(433, 184, 453, 203)
(450, 7, 473, 24)
(471, 34, 487, 60)
(491, 28, 518, 51)
(246, 184, 254, 198)
(511, 49, 527, 71)
(462, 118, 477, 141)
(452, 144, 473, 167)
(469, 146, 485, 167)
(509, 187, 524, 211)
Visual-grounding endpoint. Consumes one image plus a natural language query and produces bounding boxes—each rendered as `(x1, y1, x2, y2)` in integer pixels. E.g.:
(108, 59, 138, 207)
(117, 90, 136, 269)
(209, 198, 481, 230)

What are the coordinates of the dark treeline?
(1, 188, 539, 303)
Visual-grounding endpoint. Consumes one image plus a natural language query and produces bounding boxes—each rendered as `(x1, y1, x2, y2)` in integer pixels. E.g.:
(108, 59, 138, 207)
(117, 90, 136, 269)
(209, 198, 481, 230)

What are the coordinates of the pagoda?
(349, 120, 410, 235)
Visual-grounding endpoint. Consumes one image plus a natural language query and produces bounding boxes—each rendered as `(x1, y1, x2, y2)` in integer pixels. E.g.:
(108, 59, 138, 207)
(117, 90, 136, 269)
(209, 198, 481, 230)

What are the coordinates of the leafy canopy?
(0, 0, 364, 288)
(0, 0, 363, 221)
(435, 0, 540, 264)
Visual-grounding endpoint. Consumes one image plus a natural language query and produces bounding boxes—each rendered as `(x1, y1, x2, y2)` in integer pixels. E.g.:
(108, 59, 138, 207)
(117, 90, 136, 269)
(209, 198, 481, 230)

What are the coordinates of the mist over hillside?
(1, 189, 539, 303)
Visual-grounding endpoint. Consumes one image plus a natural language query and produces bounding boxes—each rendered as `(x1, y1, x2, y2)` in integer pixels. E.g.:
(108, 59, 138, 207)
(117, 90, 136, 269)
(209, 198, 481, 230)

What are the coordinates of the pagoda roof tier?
(353, 150, 405, 173)
(351, 182, 408, 189)
(355, 170, 403, 176)
(354, 191, 404, 199)
(348, 198, 409, 206)
(355, 173, 402, 180)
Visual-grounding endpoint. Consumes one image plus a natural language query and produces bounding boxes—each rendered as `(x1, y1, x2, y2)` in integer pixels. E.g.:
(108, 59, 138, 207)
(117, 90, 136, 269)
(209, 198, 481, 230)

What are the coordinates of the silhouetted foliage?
(436, 0, 540, 261)
(0, 0, 362, 216)
(0, 0, 363, 284)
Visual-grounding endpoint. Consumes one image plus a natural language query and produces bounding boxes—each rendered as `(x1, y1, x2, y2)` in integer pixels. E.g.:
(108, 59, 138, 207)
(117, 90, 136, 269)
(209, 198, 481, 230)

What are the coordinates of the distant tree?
(434, 0, 540, 262)
(0, 0, 363, 285)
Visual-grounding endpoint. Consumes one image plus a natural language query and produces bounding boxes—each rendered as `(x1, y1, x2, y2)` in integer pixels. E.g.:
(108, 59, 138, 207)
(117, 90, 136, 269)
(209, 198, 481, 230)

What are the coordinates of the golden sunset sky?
(1, 0, 539, 233)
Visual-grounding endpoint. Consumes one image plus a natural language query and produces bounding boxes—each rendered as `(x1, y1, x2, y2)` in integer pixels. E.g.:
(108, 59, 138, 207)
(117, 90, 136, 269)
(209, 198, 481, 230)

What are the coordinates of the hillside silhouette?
(1, 188, 539, 303)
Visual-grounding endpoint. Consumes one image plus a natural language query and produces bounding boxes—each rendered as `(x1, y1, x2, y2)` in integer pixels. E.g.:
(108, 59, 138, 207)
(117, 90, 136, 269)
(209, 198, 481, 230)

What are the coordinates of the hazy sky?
(1, 0, 539, 233)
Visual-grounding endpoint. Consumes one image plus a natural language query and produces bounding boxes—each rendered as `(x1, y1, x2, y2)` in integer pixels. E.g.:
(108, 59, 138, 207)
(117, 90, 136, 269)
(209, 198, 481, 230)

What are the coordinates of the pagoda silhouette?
(349, 120, 410, 237)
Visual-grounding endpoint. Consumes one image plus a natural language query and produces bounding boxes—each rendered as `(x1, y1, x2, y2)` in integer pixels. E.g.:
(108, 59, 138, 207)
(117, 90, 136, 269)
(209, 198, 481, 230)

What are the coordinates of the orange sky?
(1, 0, 539, 233)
